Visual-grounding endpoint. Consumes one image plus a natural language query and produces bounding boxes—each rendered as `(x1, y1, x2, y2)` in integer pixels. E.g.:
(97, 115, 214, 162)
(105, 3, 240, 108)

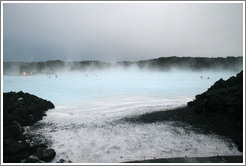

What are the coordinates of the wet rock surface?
(3, 91, 56, 163)
(124, 71, 243, 155)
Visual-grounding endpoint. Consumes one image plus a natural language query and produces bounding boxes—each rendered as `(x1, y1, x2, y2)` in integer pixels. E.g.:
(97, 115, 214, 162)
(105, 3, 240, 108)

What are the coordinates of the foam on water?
(3, 69, 242, 162)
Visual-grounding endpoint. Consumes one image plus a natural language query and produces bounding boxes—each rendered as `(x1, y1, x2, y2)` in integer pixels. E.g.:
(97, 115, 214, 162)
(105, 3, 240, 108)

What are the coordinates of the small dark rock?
(57, 159, 72, 163)
(36, 147, 56, 162)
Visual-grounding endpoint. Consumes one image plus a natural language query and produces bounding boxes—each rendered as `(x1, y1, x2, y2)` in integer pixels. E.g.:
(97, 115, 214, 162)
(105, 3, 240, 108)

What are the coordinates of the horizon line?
(3, 56, 243, 63)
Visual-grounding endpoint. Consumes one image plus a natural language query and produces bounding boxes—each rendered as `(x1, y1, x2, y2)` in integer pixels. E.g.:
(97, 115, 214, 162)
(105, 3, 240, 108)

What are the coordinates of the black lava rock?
(36, 147, 56, 162)
(187, 70, 243, 151)
(3, 91, 55, 127)
(189, 70, 243, 114)
(56, 159, 72, 163)
(3, 91, 56, 163)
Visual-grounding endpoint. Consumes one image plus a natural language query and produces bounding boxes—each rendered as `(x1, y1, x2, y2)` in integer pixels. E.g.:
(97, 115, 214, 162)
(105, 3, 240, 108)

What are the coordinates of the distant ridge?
(3, 56, 243, 75)
(119, 56, 243, 71)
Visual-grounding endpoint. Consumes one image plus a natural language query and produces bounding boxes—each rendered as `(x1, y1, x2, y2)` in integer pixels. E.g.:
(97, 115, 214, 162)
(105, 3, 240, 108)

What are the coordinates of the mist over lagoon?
(3, 64, 241, 106)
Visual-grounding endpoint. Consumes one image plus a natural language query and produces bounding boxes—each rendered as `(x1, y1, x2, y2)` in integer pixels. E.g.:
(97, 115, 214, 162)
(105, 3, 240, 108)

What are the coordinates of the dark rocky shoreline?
(3, 91, 56, 163)
(124, 71, 243, 156)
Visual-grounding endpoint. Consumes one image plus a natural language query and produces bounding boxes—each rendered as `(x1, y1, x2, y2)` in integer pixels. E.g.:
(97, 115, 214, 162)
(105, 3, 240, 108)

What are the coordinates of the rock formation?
(3, 91, 56, 163)
(187, 70, 243, 151)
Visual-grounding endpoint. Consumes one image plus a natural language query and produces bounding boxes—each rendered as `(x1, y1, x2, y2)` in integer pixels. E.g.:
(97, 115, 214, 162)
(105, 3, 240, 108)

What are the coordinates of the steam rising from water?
(3, 68, 236, 105)
(3, 69, 242, 162)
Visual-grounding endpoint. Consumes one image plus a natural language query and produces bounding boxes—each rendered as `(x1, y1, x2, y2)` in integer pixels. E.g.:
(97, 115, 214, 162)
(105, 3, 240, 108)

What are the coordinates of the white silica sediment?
(29, 97, 242, 163)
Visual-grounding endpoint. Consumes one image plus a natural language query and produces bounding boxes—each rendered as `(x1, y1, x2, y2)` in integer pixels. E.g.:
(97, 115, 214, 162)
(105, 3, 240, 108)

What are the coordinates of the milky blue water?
(3, 68, 235, 105)
(3, 68, 242, 163)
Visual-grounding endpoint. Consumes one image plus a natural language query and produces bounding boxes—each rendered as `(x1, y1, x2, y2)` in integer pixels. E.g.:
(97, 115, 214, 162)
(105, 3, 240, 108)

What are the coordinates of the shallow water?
(3, 68, 242, 163)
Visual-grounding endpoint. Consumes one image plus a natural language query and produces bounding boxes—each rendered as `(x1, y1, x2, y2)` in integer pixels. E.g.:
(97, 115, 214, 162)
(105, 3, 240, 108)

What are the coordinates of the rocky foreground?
(3, 91, 56, 163)
(124, 71, 243, 156)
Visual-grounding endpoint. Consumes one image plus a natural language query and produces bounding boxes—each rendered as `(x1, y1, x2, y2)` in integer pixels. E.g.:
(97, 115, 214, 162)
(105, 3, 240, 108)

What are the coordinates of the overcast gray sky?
(3, 2, 243, 62)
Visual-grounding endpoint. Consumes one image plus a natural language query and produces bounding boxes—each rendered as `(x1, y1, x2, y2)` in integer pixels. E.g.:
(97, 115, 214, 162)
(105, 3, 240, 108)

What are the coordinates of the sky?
(3, 2, 244, 62)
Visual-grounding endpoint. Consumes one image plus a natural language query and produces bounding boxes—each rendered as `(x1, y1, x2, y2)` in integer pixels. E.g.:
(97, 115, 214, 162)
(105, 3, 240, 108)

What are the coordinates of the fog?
(3, 68, 242, 162)
(3, 3, 243, 62)
(3, 56, 243, 76)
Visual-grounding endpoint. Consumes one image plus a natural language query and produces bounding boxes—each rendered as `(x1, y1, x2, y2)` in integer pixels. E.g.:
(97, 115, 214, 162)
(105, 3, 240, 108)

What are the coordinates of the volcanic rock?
(3, 91, 55, 163)
(36, 146, 56, 162)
